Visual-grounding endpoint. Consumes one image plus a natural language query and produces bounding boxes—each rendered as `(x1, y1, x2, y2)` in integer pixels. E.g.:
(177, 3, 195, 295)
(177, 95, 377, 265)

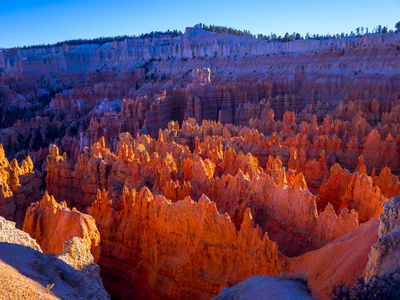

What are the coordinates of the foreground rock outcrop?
(366, 196, 400, 280)
(0, 216, 109, 299)
(213, 276, 313, 300)
(0, 216, 41, 251)
(294, 218, 380, 298)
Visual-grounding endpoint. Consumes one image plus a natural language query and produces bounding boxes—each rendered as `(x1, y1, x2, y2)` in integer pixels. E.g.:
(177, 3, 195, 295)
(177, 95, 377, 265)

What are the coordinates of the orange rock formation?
(89, 187, 286, 299)
(23, 192, 100, 262)
(0, 145, 41, 227)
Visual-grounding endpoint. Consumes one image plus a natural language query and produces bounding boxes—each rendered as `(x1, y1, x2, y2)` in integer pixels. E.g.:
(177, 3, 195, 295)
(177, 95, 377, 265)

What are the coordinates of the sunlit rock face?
(0, 145, 41, 228)
(40, 123, 390, 299)
(23, 192, 101, 262)
(89, 188, 286, 299)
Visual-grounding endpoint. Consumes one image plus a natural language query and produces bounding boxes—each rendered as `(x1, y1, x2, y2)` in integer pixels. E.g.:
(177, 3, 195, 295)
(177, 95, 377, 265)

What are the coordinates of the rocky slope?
(0, 216, 109, 299)
(366, 196, 400, 280)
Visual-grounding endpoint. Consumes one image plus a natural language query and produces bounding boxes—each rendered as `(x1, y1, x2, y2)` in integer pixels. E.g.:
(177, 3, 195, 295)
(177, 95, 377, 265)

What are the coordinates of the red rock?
(319, 163, 353, 211)
(294, 218, 379, 299)
(288, 148, 329, 193)
(0, 144, 41, 227)
(23, 192, 100, 262)
(340, 172, 387, 223)
(88, 187, 286, 299)
(372, 167, 400, 198)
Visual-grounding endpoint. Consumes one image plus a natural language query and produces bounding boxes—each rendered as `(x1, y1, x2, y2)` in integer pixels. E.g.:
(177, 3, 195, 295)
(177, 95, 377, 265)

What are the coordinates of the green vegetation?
(195, 22, 399, 42)
(194, 23, 256, 38)
(14, 30, 183, 50)
(4, 21, 400, 50)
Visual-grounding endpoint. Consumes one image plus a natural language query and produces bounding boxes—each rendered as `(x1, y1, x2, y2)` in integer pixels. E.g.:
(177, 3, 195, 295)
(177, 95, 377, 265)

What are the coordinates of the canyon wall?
(0, 28, 400, 299)
(1, 29, 400, 177)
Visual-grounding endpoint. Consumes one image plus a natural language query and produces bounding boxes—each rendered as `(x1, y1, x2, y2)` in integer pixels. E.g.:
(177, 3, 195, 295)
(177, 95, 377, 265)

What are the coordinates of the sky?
(0, 0, 399, 48)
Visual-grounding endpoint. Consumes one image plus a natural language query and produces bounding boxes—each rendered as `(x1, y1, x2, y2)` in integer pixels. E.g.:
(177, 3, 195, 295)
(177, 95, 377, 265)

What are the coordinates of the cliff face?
(1, 29, 400, 174)
(2, 29, 399, 106)
(2, 29, 400, 134)
(366, 196, 400, 279)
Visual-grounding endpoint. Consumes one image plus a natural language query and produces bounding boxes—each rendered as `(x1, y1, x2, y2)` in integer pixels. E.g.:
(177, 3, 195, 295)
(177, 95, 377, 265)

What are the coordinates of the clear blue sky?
(0, 0, 399, 48)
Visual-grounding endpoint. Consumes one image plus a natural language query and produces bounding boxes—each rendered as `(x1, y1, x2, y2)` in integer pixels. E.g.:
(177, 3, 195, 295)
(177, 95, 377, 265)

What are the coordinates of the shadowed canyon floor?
(0, 28, 400, 299)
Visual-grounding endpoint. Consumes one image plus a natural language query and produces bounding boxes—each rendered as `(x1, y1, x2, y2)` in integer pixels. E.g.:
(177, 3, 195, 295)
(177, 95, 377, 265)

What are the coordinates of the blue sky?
(0, 0, 399, 48)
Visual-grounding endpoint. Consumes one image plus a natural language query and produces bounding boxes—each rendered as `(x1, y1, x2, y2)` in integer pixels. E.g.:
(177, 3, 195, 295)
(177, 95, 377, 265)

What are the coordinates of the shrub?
(331, 273, 400, 300)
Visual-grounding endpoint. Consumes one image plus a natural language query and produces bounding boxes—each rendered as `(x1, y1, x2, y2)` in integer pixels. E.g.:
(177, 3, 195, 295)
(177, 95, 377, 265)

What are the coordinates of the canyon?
(0, 27, 400, 299)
